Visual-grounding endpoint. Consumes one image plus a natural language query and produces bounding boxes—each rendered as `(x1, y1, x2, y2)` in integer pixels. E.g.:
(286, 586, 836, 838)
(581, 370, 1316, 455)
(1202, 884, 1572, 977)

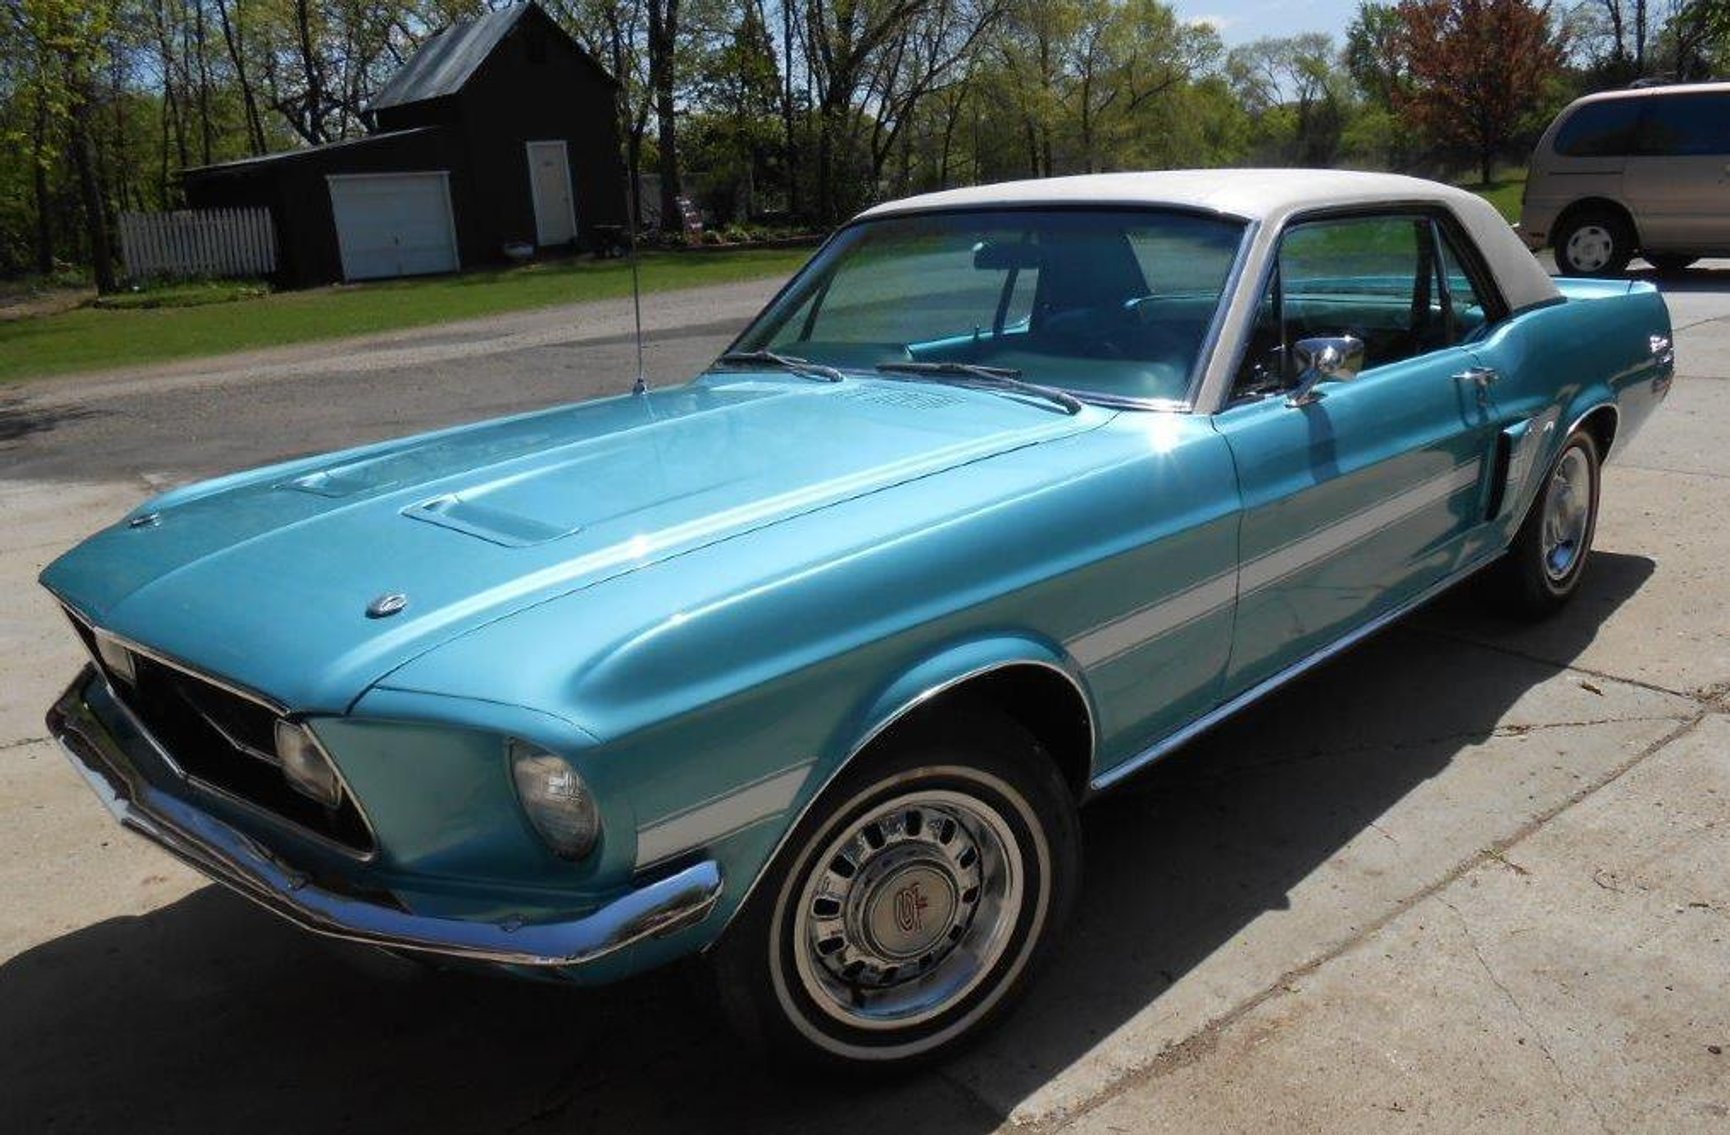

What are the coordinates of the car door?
(1212, 212, 1505, 695)
(1621, 90, 1730, 254)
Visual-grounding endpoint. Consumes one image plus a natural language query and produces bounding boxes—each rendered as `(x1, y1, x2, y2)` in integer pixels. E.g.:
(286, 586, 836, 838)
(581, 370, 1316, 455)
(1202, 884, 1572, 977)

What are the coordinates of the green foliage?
(89, 277, 270, 309)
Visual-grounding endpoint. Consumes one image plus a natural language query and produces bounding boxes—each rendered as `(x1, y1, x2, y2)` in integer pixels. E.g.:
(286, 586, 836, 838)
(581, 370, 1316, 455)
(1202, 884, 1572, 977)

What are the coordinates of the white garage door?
(328, 172, 458, 281)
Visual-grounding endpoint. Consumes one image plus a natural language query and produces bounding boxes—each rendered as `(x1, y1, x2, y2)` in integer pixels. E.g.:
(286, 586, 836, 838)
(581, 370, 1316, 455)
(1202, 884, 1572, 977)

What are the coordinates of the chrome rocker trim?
(47, 665, 723, 968)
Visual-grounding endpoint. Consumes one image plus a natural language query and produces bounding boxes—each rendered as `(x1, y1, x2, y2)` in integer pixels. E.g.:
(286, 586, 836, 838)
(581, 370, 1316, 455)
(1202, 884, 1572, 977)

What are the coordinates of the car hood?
(42, 374, 1104, 711)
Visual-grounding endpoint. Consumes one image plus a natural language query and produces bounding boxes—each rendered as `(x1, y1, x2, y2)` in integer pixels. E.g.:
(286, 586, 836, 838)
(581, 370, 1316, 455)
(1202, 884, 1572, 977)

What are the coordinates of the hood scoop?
(405, 492, 581, 547)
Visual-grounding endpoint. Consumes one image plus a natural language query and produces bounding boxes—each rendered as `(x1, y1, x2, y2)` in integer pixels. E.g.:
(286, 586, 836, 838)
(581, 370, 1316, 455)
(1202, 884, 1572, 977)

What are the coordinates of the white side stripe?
(1067, 459, 1481, 669)
(1240, 461, 1481, 594)
(635, 761, 814, 868)
(1068, 571, 1236, 668)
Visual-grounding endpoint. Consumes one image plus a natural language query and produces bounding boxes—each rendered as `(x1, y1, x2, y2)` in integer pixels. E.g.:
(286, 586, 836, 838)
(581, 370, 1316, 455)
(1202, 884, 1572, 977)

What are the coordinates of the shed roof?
(179, 127, 444, 179)
(369, 3, 530, 112)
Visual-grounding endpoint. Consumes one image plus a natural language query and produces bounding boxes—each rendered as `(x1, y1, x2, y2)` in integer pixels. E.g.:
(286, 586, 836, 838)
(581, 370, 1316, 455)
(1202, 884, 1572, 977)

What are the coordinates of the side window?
(1553, 100, 1641, 157)
(1436, 227, 1488, 341)
(1232, 215, 1492, 400)
(1635, 92, 1730, 156)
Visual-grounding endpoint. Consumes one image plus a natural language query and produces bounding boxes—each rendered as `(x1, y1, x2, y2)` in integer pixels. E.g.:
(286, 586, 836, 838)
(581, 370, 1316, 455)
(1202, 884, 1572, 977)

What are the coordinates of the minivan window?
(1554, 99, 1641, 157)
(1635, 91, 1730, 155)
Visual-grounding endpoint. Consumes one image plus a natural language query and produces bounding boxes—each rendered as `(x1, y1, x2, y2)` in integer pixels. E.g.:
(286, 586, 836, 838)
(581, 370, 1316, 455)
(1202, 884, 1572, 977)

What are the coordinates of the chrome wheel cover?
(1542, 446, 1592, 581)
(790, 789, 1023, 1030)
(1565, 224, 1615, 273)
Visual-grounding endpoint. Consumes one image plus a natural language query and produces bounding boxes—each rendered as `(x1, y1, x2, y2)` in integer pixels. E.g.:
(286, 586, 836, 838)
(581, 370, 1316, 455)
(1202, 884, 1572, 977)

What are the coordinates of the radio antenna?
(628, 207, 647, 397)
(617, 54, 648, 398)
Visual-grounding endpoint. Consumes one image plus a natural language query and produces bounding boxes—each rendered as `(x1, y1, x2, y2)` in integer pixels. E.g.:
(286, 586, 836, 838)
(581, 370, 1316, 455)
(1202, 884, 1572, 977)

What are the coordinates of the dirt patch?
(0, 288, 93, 322)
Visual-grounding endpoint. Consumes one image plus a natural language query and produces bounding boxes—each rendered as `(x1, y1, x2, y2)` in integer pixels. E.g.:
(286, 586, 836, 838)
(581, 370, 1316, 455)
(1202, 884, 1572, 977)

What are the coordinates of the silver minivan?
(1521, 81, 1730, 275)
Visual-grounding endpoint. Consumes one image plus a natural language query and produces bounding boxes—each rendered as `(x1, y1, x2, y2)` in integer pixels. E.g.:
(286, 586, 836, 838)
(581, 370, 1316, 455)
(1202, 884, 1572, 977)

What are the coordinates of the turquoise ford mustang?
(42, 170, 1672, 1065)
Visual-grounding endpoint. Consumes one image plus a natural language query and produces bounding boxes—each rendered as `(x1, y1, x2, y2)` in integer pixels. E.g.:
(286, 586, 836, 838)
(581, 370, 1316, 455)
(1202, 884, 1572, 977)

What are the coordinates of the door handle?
(1454, 366, 1498, 407)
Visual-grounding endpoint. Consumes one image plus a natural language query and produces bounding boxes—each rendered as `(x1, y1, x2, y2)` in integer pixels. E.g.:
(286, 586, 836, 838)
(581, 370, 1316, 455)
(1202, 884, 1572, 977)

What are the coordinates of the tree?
(1391, 0, 1567, 184)
(1227, 34, 1351, 166)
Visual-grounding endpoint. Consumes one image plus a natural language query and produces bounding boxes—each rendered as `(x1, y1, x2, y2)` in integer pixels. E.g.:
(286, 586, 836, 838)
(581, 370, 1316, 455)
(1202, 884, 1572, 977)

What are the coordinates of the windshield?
(729, 208, 1248, 405)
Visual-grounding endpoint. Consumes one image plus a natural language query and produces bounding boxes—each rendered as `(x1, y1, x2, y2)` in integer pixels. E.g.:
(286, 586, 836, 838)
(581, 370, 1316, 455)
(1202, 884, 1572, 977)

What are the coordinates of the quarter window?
(1554, 100, 1641, 157)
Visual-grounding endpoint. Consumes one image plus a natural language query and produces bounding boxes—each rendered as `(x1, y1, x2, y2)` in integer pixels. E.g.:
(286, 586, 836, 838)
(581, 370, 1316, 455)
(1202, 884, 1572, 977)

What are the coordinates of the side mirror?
(1286, 335, 1366, 407)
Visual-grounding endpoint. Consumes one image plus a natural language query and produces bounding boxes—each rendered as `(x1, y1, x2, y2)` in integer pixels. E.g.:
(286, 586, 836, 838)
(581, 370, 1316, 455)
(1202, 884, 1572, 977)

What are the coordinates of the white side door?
(328, 173, 459, 281)
(527, 140, 578, 246)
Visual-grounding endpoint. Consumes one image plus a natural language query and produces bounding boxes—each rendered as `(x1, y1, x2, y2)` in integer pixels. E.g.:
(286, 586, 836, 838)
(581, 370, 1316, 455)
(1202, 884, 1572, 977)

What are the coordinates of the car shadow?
(1627, 263, 1730, 294)
(0, 554, 1657, 1134)
(0, 397, 103, 446)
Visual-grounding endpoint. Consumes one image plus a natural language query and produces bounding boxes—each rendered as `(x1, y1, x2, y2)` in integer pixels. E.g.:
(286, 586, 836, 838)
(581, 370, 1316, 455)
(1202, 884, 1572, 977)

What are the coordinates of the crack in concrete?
(1410, 624, 1699, 701)
(1440, 898, 1612, 1133)
(1619, 461, 1730, 482)
(1044, 712, 1708, 1134)
(0, 735, 48, 753)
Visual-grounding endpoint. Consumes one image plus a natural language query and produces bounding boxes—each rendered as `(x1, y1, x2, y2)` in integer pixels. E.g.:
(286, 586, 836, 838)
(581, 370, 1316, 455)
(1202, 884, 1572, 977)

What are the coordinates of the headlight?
(276, 720, 343, 808)
(94, 634, 136, 685)
(509, 739, 600, 861)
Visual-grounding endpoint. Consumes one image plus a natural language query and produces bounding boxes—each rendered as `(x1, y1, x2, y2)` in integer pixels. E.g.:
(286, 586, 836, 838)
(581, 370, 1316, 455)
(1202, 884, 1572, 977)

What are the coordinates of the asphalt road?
(2, 269, 1728, 1133)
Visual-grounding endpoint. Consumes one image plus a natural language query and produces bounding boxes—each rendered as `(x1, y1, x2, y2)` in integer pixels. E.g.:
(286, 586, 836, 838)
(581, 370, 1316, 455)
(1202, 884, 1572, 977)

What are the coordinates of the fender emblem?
(366, 593, 409, 619)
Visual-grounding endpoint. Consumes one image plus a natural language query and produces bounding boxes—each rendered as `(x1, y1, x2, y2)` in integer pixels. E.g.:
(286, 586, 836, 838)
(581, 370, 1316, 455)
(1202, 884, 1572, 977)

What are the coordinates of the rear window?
(1554, 99, 1641, 157)
(1635, 92, 1730, 155)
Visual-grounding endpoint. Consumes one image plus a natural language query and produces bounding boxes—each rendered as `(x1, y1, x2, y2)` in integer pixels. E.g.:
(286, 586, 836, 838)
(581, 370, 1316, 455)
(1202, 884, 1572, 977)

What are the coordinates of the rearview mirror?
(973, 240, 1043, 271)
(1287, 335, 1365, 407)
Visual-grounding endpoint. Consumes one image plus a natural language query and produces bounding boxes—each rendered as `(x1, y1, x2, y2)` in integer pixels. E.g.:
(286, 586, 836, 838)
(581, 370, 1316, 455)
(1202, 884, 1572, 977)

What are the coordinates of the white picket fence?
(119, 208, 277, 280)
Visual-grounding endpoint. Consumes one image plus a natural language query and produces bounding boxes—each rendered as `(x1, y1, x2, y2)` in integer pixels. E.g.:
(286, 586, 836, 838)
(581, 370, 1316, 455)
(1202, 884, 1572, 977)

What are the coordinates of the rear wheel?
(1490, 428, 1601, 619)
(1555, 210, 1633, 276)
(709, 711, 1079, 1067)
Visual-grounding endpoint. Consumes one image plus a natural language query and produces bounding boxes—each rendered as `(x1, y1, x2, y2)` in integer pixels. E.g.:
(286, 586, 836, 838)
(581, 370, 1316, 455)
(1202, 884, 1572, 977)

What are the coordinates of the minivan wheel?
(1645, 253, 1696, 275)
(1555, 210, 1633, 276)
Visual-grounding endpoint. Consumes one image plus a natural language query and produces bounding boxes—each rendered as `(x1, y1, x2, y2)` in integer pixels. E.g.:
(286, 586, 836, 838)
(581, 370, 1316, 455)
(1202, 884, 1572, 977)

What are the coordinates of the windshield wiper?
(874, 361, 1084, 415)
(715, 350, 845, 383)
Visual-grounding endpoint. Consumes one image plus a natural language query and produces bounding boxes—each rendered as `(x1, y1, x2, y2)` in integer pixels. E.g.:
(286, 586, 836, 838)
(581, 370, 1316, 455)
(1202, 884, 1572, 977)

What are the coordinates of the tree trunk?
(69, 97, 116, 292)
(781, 0, 799, 218)
(32, 90, 54, 275)
(648, 0, 682, 232)
(216, 0, 268, 155)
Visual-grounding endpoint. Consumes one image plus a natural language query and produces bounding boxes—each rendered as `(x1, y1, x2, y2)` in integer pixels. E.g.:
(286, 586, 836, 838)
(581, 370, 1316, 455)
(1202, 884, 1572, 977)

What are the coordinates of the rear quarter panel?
(1470, 280, 1672, 545)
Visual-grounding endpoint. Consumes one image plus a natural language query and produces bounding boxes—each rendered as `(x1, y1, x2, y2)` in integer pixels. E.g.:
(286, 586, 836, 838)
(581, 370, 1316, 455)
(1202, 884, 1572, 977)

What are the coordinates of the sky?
(1174, 0, 1362, 45)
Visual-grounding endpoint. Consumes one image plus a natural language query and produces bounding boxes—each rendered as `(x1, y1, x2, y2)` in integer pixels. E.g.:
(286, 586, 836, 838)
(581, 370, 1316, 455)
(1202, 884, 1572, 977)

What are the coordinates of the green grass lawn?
(0, 247, 811, 385)
(1463, 171, 1527, 223)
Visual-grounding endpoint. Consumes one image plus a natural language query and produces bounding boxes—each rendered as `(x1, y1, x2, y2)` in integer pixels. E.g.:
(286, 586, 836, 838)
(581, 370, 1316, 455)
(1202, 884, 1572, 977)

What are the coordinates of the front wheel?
(708, 712, 1079, 1067)
(1490, 429, 1601, 619)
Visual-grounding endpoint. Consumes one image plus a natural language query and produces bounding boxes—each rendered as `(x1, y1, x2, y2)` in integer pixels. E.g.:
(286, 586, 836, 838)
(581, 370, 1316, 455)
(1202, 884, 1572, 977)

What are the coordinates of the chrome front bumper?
(47, 665, 723, 967)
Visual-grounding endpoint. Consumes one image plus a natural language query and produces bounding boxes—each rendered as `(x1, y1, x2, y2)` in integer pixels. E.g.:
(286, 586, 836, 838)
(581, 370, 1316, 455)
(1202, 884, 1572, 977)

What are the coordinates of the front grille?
(66, 613, 374, 854)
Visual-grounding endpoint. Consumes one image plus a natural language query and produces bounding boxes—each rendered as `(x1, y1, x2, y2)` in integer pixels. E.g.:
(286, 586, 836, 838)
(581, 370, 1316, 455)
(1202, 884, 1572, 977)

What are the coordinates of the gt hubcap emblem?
(894, 882, 928, 933)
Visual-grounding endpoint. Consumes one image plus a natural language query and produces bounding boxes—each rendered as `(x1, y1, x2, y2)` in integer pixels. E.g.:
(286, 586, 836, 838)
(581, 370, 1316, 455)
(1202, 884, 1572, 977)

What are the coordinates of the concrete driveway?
(1, 271, 1726, 1133)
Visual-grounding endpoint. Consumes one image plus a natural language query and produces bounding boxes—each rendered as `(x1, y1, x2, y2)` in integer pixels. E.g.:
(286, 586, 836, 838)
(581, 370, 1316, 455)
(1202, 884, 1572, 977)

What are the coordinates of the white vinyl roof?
(860, 169, 1559, 313)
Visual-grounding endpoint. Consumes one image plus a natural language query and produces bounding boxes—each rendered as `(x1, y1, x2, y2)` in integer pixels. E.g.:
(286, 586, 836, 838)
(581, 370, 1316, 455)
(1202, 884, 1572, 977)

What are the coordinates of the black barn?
(183, 2, 626, 287)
